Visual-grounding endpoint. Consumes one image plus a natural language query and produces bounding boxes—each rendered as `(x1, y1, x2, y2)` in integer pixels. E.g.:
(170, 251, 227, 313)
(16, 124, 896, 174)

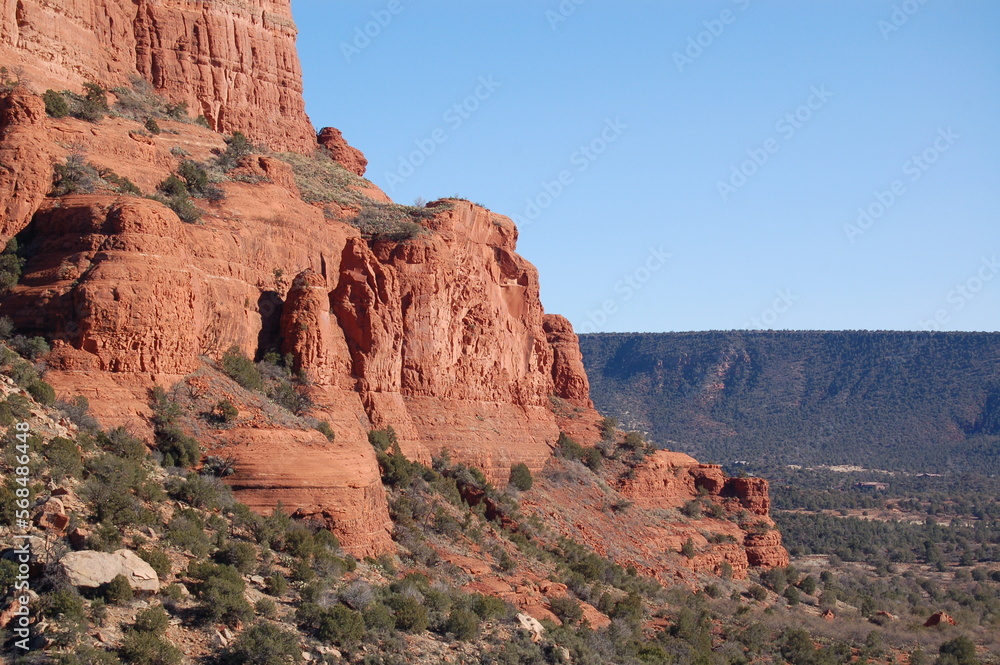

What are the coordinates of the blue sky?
(292, 1, 1000, 333)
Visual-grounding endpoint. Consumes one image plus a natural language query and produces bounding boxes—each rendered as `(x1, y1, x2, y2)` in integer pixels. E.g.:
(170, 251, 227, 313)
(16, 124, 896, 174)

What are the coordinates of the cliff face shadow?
(256, 290, 284, 359)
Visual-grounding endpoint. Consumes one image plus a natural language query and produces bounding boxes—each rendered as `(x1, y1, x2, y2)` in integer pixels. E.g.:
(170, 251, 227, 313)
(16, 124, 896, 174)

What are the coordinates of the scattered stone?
(211, 631, 229, 648)
(822, 609, 835, 621)
(516, 612, 545, 643)
(68, 527, 90, 549)
(924, 611, 957, 627)
(0, 599, 25, 629)
(33, 497, 69, 534)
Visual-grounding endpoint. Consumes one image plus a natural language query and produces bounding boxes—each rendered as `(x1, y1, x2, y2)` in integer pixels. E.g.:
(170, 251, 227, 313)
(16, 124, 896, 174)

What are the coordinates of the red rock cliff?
(0, 0, 315, 151)
(0, 3, 786, 569)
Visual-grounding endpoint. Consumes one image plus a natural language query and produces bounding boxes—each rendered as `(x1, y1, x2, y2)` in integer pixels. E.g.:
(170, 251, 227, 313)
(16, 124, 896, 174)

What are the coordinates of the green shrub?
(0, 239, 24, 292)
(0, 393, 32, 424)
(264, 572, 287, 597)
(50, 153, 100, 195)
(268, 378, 308, 414)
(388, 594, 428, 633)
(158, 174, 187, 198)
(681, 500, 703, 519)
(748, 584, 768, 601)
(118, 630, 182, 665)
(221, 345, 264, 391)
(176, 160, 222, 199)
(100, 168, 143, 195)
(363, 601, 394, 633)
(144, 118, 161, 134)
(555, 432, 602, 471)
(27, 378, 56, 404)
(217, 132, 255, 171)
(508, 463, 533, 491)
(150, 387, 200, 467)
(132, 606, 169, 635)
(41, 587, 86, 621)
(548, 595, 584, 624)
(255, 597, 277, 618)
(166, 513, 212, 557)
(81, 453, 152, 526)
(316, 420, 336, 442)
(98, 426, 148, 461)
(169, 473, 230, 509)
(104, 574, 134, 605)
(10, 333, 50, 360)
(43, 89, 70, 118)
(444, 607, 480, 640)
(939, 636, 979, 665)
(220, 621, 302, 665)
(137, 547, 172, 578)
(77, 82, 108, 122)
(56, 645, 123, 665)
(681, 538, 697, 559)
(349, 203, 426, 241)
(470, 593, 507, 621)
(216, 399, 238, 423)
(187, 561, 253, 626)
(368, 426, 397, 452)
(316, 604, 365, 645)
(599, 416, 618, 440)
(215, 540, 257, 573)
(43, 436, 83, 480)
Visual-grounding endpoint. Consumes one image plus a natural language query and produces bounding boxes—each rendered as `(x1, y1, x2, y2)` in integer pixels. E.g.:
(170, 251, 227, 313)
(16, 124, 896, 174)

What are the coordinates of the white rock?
(516, 612, 545, 643)
(59, 549, 159, 592)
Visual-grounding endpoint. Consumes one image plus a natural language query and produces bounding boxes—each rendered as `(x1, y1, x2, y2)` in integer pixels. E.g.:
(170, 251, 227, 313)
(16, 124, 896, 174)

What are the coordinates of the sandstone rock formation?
(0, 91, 56, 239)
(0, 1, 788, 571)
(59, 549, 159, 592)
(924, 611, 957, 627)
(318, 127, 368, 176)
(0, 0, 315, 151)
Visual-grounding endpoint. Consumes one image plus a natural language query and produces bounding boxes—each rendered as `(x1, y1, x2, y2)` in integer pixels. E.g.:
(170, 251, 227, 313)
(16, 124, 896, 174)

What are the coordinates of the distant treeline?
(579, 330, 1000, 474)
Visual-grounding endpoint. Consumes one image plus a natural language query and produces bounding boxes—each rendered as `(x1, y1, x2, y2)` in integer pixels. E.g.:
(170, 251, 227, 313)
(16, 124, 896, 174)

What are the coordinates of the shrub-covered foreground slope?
(1, 339, 997, 664)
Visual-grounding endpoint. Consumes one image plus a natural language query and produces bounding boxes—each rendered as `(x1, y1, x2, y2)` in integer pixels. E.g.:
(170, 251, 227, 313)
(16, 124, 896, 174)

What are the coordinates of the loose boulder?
(59, 549, 159, 592)
(924, 611, 957, 627)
